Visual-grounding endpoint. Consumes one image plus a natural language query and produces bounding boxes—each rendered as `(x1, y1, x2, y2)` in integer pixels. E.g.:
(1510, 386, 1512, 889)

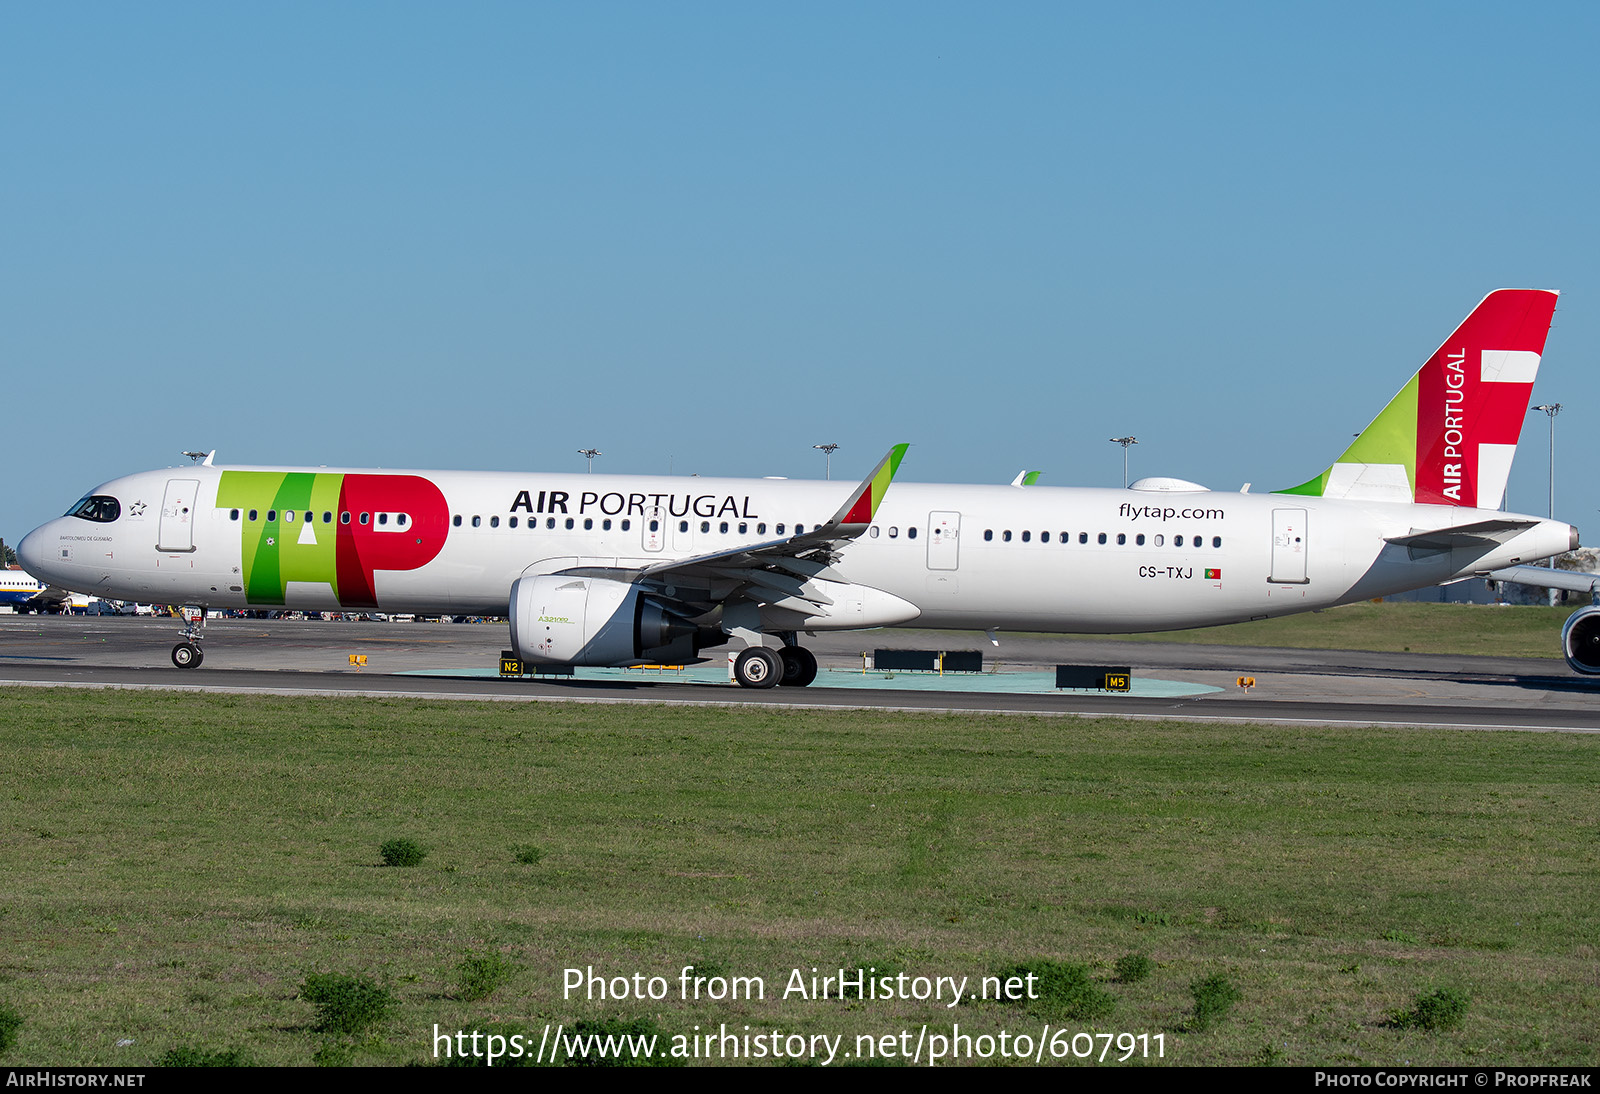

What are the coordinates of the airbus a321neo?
(18, 289, 1578, 686)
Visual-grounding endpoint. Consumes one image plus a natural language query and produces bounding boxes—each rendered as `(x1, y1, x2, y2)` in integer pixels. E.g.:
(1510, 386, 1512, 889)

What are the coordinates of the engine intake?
(1562, 605, 1600, 675)
(509, 575, 704, 666)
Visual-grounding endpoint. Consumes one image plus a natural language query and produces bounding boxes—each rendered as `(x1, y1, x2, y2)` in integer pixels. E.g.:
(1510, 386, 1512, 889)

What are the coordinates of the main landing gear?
(731, 642, 818, 689)
(170, 606, 206, 669)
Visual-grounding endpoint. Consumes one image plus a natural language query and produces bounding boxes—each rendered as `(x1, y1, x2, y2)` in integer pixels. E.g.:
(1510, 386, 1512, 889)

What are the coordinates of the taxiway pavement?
(0, 616, 1594, 732)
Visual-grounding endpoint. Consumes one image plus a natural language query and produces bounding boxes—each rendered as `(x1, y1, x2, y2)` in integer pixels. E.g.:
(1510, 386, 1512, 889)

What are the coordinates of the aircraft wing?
(28, 584, 76, 608)
(1487, 564, 1600, 594)
(556, 444, 909, 615)
(1384, 518, 1540, 551)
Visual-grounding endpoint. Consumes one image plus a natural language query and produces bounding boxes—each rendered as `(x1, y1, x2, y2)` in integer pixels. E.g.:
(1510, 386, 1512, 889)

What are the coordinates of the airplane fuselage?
(18, 464, 1576, 634)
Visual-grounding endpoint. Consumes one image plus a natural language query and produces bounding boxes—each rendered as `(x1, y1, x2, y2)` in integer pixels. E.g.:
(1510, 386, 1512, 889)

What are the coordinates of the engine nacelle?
(509, 575, 703, 667)
(1562, 605, 1600, 675)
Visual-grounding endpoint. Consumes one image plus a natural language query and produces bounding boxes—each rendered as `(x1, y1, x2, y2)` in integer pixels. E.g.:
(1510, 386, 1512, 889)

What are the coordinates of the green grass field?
(0, 687, 1596, 1067)
(1063, 600, 1588, 659)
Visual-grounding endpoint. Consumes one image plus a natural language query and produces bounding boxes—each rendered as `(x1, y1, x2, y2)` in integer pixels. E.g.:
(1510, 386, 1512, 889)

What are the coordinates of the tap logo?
(216, 471, 449, 607)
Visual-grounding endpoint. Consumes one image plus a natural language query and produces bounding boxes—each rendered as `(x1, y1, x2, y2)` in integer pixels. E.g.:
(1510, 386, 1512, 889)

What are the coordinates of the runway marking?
(1, 676, 1595, 733)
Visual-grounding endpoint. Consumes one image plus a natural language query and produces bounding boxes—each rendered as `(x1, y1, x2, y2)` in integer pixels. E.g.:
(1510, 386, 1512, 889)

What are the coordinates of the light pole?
(1531, 404, 1561, 567)
(1109, 436, 1138, 488)
(813, 443, 840, 480)
(578, 448, 602, 472)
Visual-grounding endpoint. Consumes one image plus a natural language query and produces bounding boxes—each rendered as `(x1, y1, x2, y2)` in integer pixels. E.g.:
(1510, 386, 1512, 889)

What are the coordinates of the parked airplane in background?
(0, 568, 68, 614)
(1487, 564, 1600, 675)
(17, 289, 1579, 685)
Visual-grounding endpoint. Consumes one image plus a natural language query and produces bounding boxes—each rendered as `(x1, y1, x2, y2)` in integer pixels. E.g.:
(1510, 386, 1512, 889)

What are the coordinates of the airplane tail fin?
(1278, 289, 1559, 508)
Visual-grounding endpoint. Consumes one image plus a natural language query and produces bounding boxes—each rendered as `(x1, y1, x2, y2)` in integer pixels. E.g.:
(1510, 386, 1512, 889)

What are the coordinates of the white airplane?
(0, 567, 70, 614)
(17, 289, 1578, 686)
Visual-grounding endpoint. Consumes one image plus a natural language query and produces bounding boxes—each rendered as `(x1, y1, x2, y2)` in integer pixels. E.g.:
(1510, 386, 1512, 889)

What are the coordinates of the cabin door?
(1270, 508, 1308, 584)
(157, 479, 199, 553)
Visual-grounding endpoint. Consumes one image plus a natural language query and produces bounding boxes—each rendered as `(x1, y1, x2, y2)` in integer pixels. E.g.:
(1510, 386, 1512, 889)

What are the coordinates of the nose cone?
(16, 525, 46, 575)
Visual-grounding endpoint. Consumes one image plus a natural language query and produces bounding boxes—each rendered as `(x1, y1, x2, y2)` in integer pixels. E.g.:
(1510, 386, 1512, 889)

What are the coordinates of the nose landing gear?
(171, 606, 206, 669)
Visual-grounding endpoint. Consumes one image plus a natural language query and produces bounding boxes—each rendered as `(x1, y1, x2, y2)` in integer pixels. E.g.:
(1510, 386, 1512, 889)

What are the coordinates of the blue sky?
(4, 3, 1597, 542)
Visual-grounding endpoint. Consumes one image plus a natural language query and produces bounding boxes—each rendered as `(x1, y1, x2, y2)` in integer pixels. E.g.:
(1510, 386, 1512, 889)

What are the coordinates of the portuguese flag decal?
(1205, 568, 1222, 580)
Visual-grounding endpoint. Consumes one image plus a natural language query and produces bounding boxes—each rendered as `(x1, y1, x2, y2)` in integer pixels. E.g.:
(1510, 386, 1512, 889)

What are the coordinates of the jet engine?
(1561, 605, 1600, 675)
(509, 574, 707, 667)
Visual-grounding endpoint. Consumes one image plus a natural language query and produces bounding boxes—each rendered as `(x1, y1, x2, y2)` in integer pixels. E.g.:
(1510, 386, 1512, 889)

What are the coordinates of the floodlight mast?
(1109, 436, 1138, 488)
(1531, 404, 1562, 567)
(813, 443, 840, 480)
(578, 449, 602, 473)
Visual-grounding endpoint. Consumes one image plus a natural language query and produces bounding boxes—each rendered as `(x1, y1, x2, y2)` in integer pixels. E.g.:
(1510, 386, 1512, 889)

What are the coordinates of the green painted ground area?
(0, 687, 1595, 1068)
(407, 665, 1221, 698)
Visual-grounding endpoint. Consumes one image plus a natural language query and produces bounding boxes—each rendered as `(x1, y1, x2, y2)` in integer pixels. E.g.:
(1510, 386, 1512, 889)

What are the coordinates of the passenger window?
(1154, 534, 1164, 547)
(490, 516, 499, 528)
(267, 510, 277, 522)
(650, 520, 660, 532)
(509, 517, 518, 528)
(565, 518, 575, 530)
(378, 513, 388, 526)
(602, 519, 612, 531)
(397, 513, 407, 527)
(584, 518, 593, 530)
(701, 521, 710, 533)
(1136, 534, 1145, 546)
(1002, 530, 1011, 542)
(1021, 531, 1030, 543)
(342, 512, 352, 525)
(621, 519, 631, 531)
(908, 527, 917, 539)
(285, 510, 296, 523)
(1213, 536, 1222, 548)
(1041, 531, 1050, 543)
(984, 529, 993, 541)
(1097, 533, 1107, 544)
(889, 526, 899, 538)
(547, 518, 556, 529)
(230, 509, 240, 521)
(719, 521, 729, 534)
(757, 523, 766, 534)
(452, 515, 462, 527)
(679, 521, 689, 532)
(796, 524, 805, 534)
(1117, 533, 1126, 545)
(323, 511, 333, 524)
(1079, 532, 1088, 544)
(776, 523, 786, 534)
(872, 526, 881, 538)
(471, 516, 480, 528)
(1175, 534, 1184, 547)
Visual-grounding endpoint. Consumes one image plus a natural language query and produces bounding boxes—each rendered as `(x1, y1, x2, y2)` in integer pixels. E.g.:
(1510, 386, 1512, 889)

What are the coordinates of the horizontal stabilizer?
(1385, 518, 1538, 551)
(1487, 565, 1600, 594)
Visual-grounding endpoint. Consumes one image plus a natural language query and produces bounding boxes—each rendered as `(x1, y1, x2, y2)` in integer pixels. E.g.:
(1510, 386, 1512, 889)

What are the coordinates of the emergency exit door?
(927, 511, 961, 570)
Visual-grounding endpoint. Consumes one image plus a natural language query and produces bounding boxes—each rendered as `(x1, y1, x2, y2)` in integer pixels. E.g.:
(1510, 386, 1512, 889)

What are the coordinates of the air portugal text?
(510, 489, 760, 520)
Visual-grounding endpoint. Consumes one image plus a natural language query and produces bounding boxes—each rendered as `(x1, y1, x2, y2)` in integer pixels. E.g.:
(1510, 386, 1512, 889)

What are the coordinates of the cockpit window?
(66, 495, 121, 523)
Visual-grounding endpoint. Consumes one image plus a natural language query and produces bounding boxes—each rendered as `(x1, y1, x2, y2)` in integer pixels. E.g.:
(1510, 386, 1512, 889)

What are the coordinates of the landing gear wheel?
(171, 642, 203, 668)
(733, 647, 783, 689)
(779, 646, 818, 687)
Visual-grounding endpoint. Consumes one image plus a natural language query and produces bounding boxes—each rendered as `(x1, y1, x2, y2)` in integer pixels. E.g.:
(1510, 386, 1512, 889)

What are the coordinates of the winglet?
(830, 444, 909, 527)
